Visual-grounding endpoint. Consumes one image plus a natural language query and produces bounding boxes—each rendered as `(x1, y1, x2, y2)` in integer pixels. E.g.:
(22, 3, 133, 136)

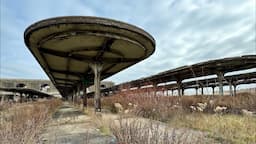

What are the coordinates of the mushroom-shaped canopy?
(24, 16, 155, 96)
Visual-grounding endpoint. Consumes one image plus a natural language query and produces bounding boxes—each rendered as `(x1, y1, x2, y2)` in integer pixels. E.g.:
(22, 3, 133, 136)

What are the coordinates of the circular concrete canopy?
(24, 16, 155, 96)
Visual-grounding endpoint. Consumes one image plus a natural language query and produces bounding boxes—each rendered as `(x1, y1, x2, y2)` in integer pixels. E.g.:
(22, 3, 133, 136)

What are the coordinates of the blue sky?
(0, 0, 255, 84)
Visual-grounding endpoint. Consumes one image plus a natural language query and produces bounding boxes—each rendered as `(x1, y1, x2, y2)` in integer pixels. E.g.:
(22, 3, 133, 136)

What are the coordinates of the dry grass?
(110, 117, 207, 144)
(87, 88, 256, 143)
(86, 109, 205, 144)
(0, 99, 62, 144)
(169, 113, 256, 144)
(91, 89, 256, 117)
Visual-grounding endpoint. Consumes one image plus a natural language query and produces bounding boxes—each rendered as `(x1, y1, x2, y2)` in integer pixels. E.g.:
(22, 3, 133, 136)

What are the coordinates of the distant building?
(0, 79, 114, 97)
(0, 79, 59, 97)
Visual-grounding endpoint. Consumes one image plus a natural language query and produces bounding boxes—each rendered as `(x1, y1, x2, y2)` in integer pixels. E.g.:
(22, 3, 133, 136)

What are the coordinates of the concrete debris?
(214, 106, 227, 113)
(241, 109, 255, 116)
(113, 103, 123, 113)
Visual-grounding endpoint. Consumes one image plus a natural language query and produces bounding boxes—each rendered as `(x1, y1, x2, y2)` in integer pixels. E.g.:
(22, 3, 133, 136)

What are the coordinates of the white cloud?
(0, 0, 255, 84)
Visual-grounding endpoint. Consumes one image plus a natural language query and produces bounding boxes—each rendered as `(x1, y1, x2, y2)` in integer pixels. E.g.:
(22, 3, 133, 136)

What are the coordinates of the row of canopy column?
(69, 62, 102, 112)
(159, 71, 238, 96)
(69, 70, 240, 111)
(160, 84, 237, 96)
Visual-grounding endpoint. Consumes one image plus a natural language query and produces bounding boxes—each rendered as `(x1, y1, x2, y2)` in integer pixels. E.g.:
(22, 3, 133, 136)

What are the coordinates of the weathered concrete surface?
(24, 16, 156, 100)
(40, 102, 221, 144)
(40, 102, 115, 144)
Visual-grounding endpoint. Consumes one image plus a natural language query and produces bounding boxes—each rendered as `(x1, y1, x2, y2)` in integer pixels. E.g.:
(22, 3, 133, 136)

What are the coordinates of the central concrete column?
(201, 87, 204, 95)
(177, 79, 182, 97)
(182, 88, 185, 96)
(20, 93, 23, 103)
(233, 83, 237, 96)
(72, 90, 76, 104)
(82, 84, 87, 109)
(171, 89, 174, 96)
(195, 87, 198, 96)
(0, 95, 5, 105)
(90, 62, 103, 112)
(228, 81, 233, 96)
(13, 92, 16, 101)
(212, 86, 215, 96)
(77, 85, 80, 103)
(217, 71, 224, 96)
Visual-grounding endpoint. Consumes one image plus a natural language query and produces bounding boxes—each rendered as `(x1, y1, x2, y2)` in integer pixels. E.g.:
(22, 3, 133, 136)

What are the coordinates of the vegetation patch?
(86, 90, 256, 143)
(0, 99, 62, 143)
(168, 113, 256, 144)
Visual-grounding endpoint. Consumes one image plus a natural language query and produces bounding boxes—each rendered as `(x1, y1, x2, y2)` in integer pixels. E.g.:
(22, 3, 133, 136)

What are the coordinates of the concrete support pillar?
(182, 88, 185, 96)
(77, 85, 80, 103)
(72, 90, 76, 104)
(90, 63, 103, 112)
(233, 84, 237, 96)
(171, 89, 174, 96)
(1, 95, 5, 105)
(195, 88, 198, 96)
(28, 94, 31, 102)
(201, 87, 204, 95)
(32, 94, 35, 101)
(23, 94, 26, 102)
(217, 72, 224, 96)
(83, 85, 87, 109)
(153, 84, 157, 96)
(177, 79, 182, 97)
(75, 90, 77, 104)
(25, 94, 29, 102)
(20, 93, 23, 103)
(228, 81, 233, 96)
(69, 93, 72, 102)
(212, 86, 215, 96)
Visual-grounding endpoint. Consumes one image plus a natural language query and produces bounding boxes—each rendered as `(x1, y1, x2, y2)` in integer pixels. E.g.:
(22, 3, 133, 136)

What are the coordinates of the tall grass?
(88, 87, 256, 120)
(87, 89, 256, 143)
(169, 113, 256, 144)
(110, 118, 205, 144)
(95, 88, 256, 116)
(0, 99, 62, 144)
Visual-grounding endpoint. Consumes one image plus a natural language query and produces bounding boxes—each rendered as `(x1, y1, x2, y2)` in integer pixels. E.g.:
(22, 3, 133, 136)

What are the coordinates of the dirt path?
(39, 102, 115, 144)
(40, 102, 219, 144)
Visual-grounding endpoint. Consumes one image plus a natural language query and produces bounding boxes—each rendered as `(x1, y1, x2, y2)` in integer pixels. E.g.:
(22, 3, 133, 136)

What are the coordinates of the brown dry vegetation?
(89, 88, 256, 120)
(110, 118, 205, 144)
(87, 88, 256, 144)
(169, 113, 256, 144)
(0, 99, 62, 144)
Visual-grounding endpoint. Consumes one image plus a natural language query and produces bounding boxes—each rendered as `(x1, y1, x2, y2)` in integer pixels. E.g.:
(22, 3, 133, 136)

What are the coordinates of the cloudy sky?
(0, 0, 255, 84)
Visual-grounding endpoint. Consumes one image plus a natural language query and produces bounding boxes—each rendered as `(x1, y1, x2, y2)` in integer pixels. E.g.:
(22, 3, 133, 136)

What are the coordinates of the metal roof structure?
(24, 16, 155, 111)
